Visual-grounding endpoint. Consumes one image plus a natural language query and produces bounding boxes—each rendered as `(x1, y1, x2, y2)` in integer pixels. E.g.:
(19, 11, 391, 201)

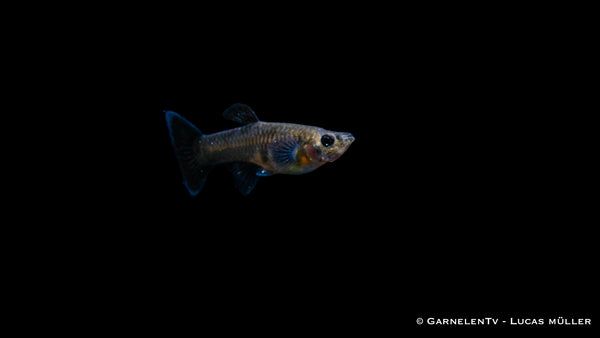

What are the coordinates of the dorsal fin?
(222, 103, 259, 125)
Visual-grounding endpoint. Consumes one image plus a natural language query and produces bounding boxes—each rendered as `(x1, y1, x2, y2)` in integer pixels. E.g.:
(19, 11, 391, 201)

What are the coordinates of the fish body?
(166, 103, 354, 195)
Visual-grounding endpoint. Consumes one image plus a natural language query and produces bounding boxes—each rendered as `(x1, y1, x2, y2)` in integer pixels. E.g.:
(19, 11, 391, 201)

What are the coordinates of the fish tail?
(165, 111, 212, 195)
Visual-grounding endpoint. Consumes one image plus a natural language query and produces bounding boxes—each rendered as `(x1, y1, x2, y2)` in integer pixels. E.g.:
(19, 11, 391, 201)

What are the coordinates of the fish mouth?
(326, 133, 354, 162)
(341, 133, 355, 144)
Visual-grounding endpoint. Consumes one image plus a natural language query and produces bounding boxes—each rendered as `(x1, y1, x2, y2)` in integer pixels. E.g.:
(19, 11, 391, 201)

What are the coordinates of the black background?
(74, 3, 595, 334)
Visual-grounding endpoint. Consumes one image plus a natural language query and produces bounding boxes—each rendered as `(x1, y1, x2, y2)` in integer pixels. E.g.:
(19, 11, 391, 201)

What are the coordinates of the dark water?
(82, 8, 594, 334)
(107, 74, 593, 333)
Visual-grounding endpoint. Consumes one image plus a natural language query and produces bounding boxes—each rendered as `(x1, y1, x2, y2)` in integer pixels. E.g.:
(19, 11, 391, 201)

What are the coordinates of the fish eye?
(321, 134, 335, 147)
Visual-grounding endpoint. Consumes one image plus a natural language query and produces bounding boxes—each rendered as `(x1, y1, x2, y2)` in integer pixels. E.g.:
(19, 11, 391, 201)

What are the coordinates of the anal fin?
(226, 162, 262, 196)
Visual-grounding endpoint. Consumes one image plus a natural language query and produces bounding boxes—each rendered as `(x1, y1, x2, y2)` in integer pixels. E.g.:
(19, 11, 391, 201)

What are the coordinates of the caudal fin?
(165, 111, 211, 195)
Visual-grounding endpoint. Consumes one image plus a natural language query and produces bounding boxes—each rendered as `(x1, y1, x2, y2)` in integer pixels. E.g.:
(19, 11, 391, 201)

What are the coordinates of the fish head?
(272, 125, 355, 175)
(302, 128, 355, 164)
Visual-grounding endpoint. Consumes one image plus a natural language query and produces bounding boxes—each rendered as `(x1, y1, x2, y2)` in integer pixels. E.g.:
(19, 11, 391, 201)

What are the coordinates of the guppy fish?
(166, 103, 355, 195)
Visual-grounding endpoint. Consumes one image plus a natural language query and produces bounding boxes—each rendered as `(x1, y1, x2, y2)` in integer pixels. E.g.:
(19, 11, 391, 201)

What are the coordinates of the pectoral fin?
(268, 137, 298, 166)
